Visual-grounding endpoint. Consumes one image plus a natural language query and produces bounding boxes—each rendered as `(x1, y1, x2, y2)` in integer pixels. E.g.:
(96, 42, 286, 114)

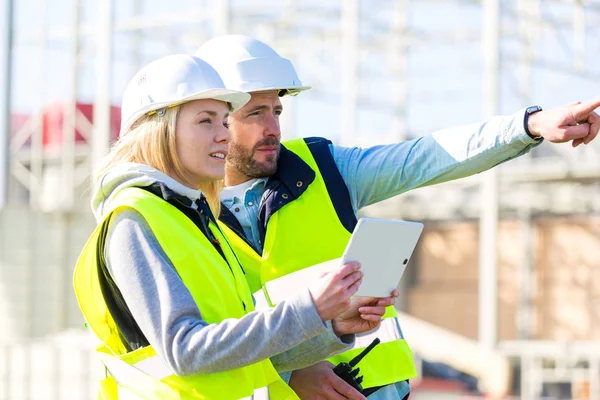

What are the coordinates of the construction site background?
(1, 0, 600, 398)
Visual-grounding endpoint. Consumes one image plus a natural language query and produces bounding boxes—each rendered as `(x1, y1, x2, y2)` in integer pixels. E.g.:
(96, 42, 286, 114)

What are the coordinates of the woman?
(74, 54, 396, 400)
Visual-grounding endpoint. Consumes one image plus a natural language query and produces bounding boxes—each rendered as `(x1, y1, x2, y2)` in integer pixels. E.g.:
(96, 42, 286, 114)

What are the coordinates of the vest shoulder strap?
(302, 137, 358, 233)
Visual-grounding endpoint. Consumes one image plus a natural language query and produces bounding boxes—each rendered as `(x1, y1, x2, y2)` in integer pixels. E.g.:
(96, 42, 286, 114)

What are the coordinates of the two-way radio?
(332, 337, 383, 397)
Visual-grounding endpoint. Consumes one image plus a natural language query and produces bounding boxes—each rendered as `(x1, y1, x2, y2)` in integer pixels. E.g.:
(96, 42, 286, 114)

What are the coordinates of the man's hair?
(95, 106, 222, 215)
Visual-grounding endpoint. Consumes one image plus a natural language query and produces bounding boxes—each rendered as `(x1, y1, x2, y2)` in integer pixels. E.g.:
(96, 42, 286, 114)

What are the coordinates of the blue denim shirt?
(219, 109, 542, 399)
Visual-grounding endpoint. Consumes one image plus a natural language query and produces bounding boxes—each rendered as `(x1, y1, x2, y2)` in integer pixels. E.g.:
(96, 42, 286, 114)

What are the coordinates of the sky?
(7, 0, 600, 147)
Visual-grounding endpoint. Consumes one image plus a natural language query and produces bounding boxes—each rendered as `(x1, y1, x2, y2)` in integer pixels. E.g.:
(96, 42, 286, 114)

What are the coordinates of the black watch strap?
(524, 105, 543, 140)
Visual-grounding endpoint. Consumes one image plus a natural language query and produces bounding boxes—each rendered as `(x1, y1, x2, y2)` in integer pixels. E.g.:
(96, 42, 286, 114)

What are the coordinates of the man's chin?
(252, 160, 278, 177)
(254, 152, 278, 162)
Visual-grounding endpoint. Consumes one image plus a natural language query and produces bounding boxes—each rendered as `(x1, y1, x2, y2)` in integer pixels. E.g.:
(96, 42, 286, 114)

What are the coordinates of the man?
(196, 35, 600, 400)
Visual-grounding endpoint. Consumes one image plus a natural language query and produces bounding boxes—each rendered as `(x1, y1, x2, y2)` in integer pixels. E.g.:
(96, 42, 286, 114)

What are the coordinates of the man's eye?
(199, 118, 211, 124)
(223, 122, 230, 128)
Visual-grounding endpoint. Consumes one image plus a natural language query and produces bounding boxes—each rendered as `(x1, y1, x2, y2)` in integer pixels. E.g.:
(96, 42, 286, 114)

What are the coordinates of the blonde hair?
(95, 105, 223, 215)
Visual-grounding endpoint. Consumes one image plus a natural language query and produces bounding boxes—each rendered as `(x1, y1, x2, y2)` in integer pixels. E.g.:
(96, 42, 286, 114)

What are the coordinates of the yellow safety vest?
(74, 187, 299, 400)
(219, 138, 416, 389)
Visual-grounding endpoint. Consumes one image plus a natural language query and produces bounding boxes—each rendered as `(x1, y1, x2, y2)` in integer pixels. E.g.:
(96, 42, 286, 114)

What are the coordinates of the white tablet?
(257, 217, 424, 306)
(342, 217, 424, 297)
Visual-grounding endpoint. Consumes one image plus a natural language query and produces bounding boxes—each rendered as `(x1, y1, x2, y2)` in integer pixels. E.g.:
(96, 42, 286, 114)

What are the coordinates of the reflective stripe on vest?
(353, 317, 403, 349)
(133, 356, 173, 380)
(74, 188, 298, 399)
(219, 138, 416, 388)
(100, 352, 271, 400)
(240, 388, 269, 400)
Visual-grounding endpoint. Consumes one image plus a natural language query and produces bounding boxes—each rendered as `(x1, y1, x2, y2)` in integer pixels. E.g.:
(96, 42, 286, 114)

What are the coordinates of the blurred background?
(0, 0, 599, 399)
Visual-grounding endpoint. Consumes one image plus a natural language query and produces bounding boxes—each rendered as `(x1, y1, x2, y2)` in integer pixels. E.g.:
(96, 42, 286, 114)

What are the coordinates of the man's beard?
(227, 138, 280, 179)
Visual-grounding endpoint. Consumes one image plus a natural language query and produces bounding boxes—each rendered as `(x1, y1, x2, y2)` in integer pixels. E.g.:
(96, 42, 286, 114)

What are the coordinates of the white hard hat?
(120, 54, 251, 135)
(195, 35, 311, 97)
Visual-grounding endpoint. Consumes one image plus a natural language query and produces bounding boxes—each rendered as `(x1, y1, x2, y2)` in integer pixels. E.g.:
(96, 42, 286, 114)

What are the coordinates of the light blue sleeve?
(331, 109, 542, 211)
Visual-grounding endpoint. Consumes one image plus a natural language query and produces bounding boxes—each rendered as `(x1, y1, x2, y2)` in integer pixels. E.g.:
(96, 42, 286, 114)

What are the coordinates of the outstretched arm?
(333, 98, 600, 211)
(333, 109, 541, 211)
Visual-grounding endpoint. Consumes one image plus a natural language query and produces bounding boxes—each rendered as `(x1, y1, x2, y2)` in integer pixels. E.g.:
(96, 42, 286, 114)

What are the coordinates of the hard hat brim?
(247, 86, 312, 97)
(121, 88, 250, 135)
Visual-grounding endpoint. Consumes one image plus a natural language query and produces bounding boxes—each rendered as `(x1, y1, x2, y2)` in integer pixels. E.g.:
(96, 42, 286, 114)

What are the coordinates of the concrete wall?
(537, 218, 600, 340)
(407, 216, 600, 341)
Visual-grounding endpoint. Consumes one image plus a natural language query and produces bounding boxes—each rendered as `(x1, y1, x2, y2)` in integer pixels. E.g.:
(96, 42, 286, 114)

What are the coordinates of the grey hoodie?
(91, 163, 353, 377)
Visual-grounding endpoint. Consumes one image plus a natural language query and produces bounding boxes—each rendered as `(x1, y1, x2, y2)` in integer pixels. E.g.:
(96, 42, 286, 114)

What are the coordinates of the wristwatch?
(524, 105, 543, 140)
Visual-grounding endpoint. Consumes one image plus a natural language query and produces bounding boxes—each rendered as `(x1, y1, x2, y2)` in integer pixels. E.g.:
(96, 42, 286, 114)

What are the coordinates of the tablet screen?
(342, 217, 424, 297)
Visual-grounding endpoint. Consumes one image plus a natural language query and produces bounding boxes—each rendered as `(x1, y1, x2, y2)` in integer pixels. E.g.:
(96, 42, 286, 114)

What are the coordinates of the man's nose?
(264, 114, 281, 138)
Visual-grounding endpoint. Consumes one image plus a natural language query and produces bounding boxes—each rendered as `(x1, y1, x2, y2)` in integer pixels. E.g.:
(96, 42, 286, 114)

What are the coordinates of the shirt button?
(296, 181, 303, 187)
(247, 201, 253, 206)
(282, 193, 289, 199)
(234, 207, 240, 212)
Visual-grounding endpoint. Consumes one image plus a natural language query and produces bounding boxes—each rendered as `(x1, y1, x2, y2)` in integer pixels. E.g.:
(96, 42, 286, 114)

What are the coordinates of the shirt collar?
(221, 178, 268, 206)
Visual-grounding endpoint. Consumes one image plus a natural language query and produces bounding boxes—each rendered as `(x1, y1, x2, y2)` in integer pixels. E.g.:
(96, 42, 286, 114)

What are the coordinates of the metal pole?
(392, 0, 409, 310)
(517, 207, 536, 339)
(213, 0, 229, 37)
(22, 210, 33, 397)
(91, 0, 112, 175)
(340, 0, 358, 147)
(0, 0, 13, 209)
(478, 0, 500, 351)
(55, 213, 71, 332)
(61, 0, 80, 210)
(590, 357, 600, 400)
(517, 0, 540, 91)
(1, 345, 9, 399)
(573, 0, 585, 71)
(391, 0, 408, 142)
(518, 0, 540, 167)
(30, 0, 47, 208)
(279, 0, 295, 139)
(516, 0, 539, 343)
(131, 0, 141, 72)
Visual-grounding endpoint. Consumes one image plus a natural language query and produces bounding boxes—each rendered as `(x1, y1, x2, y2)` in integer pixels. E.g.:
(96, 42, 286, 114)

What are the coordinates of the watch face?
(527, 105, 542, 114)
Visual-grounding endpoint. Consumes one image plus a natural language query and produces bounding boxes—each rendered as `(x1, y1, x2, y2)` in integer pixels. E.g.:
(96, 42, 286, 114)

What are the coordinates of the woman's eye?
(223, 122, 230, 128)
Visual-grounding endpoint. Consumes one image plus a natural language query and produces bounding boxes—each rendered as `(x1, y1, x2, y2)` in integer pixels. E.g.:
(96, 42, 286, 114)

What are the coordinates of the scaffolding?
(3, 0, 600, 207)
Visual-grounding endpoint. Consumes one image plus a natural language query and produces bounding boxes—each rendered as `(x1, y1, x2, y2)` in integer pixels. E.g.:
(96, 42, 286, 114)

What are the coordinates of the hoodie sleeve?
(104, 208, 349, 375)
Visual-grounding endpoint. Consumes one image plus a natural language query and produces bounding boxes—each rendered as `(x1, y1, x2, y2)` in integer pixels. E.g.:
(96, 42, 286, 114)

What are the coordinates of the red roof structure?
(11, 103, 121, 151)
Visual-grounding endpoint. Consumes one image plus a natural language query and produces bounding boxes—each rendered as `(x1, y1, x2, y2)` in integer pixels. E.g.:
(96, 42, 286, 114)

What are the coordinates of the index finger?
(331, 373, 367, 400)
(572, 98, 600, 120)
(334, 262, 361, 277)
(376, 296, 396, 307)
